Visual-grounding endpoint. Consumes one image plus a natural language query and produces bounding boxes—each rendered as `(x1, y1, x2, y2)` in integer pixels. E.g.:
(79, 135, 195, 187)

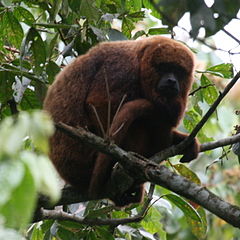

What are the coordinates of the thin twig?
(90, 104, 106, 138)
(200, 133, 240, 152)
(104, 67, 111, 139)
(41, 208, 143, 226)
(189, 83, 215, 96)
(40, 183, 156, 226)
(222, 28, 240, 45)
(189, 71, 240, 139)
(111, 94, 127, 137)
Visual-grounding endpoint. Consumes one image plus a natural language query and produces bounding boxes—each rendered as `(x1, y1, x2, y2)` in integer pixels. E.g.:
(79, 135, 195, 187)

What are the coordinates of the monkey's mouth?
(157, 86, 179, 97)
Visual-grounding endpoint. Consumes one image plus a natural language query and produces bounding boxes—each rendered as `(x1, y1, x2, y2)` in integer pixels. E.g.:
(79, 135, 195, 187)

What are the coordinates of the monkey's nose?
(167, 78, 177, 85)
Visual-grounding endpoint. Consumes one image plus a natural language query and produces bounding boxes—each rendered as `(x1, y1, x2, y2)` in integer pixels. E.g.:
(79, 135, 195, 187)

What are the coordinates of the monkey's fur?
(43, 36, 199, 206)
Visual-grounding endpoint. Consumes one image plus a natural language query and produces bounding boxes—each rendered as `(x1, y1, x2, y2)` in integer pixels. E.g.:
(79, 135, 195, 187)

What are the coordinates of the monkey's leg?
(88, 99, 154, 202)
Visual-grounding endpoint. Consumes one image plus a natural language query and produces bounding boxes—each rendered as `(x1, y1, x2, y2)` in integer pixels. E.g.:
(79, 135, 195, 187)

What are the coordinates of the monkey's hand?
(172, 130, 199, 162)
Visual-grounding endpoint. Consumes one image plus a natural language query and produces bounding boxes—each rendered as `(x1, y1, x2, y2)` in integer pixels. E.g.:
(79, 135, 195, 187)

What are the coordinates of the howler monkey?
(43, 36, 199, 207)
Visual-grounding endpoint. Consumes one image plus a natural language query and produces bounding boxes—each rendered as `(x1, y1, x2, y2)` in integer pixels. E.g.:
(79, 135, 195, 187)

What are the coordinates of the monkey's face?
(140, 59, 193, 125)
(140, 61, 191, 106)
(140, 41, 194, 108)
(155, 63, 187, 98)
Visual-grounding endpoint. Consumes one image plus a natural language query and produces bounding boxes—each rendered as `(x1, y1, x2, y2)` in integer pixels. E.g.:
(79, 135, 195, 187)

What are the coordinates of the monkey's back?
(43, 39, 144, 191)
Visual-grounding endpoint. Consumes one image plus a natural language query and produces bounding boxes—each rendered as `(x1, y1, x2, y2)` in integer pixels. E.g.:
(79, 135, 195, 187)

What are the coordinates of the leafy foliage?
(0, 0, 239, 239)
(0, 111, 60, 231)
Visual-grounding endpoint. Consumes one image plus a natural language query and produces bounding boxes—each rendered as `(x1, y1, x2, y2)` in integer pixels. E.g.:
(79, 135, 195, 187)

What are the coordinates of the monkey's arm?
(109, 99, 154, 144)
(172, 130, 199, 162)
(89, 99, 154, 199)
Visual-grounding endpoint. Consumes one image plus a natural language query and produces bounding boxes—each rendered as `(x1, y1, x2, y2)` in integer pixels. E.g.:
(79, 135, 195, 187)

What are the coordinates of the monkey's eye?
(157, 63, 187, 81)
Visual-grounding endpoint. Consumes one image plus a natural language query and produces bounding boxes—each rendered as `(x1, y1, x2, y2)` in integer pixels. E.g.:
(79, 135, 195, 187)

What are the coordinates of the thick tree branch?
(36, 122, 240, 228)
(35, 131, 240, 215)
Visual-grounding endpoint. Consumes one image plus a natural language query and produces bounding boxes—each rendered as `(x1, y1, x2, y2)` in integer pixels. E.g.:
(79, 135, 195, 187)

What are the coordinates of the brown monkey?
(43, 36, 199, 207)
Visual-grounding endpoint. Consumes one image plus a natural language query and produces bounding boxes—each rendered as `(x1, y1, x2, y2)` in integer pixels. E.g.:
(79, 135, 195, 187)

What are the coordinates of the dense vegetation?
(0, 0, 240, 239)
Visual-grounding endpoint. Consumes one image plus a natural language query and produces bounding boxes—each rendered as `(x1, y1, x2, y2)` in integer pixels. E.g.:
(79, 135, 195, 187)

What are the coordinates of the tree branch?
(37, 177, 155, 226)
(35, 122, 240, 228)
(200, 133, 240, 152)
(41, 207, 144, 226)
(222, 28, 240, 45)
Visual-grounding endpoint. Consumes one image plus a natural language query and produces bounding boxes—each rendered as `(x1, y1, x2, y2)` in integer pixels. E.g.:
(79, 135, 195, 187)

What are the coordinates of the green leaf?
(0, 11, 24, 48)
(34, 155, 60, 202)
(0, 70, 15, 104)
(79, 0, 100, 22)
(22, 152, 60, 203)
(132, 30, 146, 39)
(49, 0, 62, 22)
(141, 207, 166, 239)
(0, 161, 24, 206)
(0, 162, 37, 229)
(61, 0, 70, 17)
(56, 226, 78, 240)
(46, 61, 61, 84)
(173, 164, 201, 184)
(200, 74, 218, 105)
(20, 88, 42, 111)
(45, 33, 59, 59)
(143, 0, 161, 19)
(28, 111, 54, 153)
(58, 221, 85, 230)
(126, 0, 142, 12)
(30, 224, 44, 240)
(11, 59, 32, 70)
(21, 27, 46, 75)
(163, 194, 201, 222)
(148, 27, 170, 35)
(34, 81, 48, 104)
(187, 206, 207, 240)
(69, 0, 81, 11)
(207, 63, 234, 79)
(13, 6, 35, 26)
(96, 227, 115, 240)
(183, 110, 200, 132)
(122, 17, 135, 38)
(128, 11, 145, 20)
(89, 231, 99, 240)
(85, 205, 113, 218)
